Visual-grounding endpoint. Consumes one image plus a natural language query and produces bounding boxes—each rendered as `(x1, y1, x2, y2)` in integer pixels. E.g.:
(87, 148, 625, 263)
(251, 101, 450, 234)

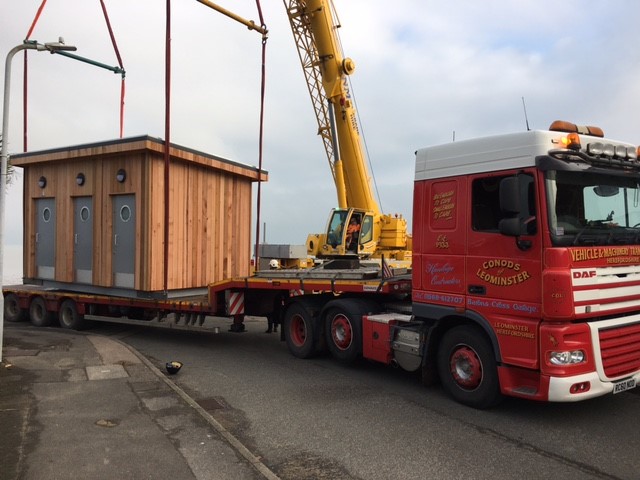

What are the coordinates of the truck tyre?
(59, 299, 86, 330)
(437, 325, 502, 409)
(324, 299, 378, 364)
(5, 293, 28, 322)
(29, 296, 53, 327)
(284, 302, 318, 359)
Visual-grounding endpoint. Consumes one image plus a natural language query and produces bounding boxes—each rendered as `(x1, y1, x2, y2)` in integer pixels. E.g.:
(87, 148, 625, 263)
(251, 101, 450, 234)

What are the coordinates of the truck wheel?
(324, 299, 376, 364)
(59, 299, 86, 330)
(4, 293, 27, 322)
(29, 296, 53, 327)
(437, 325, 502, 409)
(284, 302, 318, 358)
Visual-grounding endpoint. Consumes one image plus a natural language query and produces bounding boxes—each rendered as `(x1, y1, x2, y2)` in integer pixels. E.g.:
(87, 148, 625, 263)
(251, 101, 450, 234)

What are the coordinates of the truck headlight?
(549, 350, 586, 365)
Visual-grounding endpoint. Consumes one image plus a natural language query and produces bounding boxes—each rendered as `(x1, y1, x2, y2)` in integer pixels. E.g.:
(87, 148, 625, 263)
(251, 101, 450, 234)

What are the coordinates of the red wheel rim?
(290, 313, 307, 347)
(449, 345, 483, 390)
(331, 314, 352, 351)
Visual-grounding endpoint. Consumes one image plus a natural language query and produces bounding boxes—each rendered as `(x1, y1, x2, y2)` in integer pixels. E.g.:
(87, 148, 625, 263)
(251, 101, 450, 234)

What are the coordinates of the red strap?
(255, 0, 265, 27)
(25, 0, 48, 39)
(99, 0, 124, 69)
(23, 55, 28, 152)
(100, 0, 126, 138)
(23, 0, 126, 145)
(23, 0, 49, 151)
(119, 79, 125, 139)
(253, 0, 267, 266)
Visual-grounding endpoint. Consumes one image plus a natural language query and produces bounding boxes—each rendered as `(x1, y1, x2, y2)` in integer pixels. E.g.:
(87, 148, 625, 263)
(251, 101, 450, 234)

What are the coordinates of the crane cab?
(307, 208, 377, 258)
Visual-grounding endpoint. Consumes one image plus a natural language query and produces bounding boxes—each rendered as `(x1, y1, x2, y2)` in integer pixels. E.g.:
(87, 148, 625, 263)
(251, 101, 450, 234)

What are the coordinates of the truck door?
(358, 214, 375, 253)
(466, 172, 541, 309)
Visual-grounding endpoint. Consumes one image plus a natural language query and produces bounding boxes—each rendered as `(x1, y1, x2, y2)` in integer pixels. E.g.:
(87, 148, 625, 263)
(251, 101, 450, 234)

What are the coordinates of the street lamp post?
(0, 39, 76, 362)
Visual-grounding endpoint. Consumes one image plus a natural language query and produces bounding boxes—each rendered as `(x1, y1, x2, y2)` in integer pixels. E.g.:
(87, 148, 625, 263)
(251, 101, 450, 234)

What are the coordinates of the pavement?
(0, 323, 279, 480)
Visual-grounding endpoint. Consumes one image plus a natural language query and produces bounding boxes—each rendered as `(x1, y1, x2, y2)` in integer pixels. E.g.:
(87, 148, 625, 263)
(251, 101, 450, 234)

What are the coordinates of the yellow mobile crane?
(285, 0, 411, 263)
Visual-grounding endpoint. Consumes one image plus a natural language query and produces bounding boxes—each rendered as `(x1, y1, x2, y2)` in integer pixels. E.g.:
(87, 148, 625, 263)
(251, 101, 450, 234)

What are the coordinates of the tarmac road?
(94, 317, 640, 480)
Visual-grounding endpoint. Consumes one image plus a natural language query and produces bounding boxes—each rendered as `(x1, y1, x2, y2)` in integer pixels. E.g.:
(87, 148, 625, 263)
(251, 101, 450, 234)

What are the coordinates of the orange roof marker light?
(549, 120, 604, 138)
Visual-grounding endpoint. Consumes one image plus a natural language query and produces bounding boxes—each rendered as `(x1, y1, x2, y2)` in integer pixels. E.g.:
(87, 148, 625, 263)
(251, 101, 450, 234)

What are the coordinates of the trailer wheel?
(437, 325, 502, 409)
(29, 296, 53, 327)
(59, 299, 86, 330)
(284, 302, 318, 359)
(4, 293, 27, 322)
(324, 299, 376, 364)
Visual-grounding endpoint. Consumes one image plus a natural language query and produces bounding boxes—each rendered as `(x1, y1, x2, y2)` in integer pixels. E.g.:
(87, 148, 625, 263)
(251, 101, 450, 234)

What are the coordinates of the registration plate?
(613, 378, 636, 394)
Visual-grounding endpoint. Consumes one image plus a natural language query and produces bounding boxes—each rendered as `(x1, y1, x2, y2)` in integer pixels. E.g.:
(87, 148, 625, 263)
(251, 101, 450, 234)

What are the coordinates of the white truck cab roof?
(415, 127, 635, 181)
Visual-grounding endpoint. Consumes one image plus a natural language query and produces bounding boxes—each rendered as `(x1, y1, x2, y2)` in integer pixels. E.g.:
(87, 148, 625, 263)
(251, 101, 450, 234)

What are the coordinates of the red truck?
(404, 121, 640, 407)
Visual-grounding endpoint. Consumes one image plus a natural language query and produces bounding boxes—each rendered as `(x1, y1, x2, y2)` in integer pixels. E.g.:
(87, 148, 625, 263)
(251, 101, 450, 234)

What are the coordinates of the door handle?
(114, 234, 118, 246)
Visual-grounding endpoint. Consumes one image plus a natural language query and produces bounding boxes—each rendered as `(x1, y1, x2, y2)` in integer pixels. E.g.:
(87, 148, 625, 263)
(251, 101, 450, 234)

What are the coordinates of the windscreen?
(546, 170, 640, 246)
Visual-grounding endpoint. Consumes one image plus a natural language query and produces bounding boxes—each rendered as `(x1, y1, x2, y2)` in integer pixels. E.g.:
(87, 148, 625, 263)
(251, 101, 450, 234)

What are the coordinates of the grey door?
(112, 194, 135, 288)
(35, 198, 55, 279)
(73, 197, 93, 284)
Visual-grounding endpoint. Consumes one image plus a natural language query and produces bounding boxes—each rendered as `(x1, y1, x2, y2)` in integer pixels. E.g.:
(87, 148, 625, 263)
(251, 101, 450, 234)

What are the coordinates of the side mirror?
(498, 217, 524, 236)
(499, 176, 521, 215)
(499, 175, 536, 248)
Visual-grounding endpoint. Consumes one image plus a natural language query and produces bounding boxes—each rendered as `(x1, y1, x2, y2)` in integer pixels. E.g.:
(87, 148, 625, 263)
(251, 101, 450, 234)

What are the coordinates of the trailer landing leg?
(229, 314, 246, 333)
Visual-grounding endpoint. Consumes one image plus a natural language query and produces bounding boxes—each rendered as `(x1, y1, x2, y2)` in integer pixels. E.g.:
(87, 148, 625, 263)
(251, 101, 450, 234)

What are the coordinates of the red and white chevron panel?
(227, 291, 244, 315)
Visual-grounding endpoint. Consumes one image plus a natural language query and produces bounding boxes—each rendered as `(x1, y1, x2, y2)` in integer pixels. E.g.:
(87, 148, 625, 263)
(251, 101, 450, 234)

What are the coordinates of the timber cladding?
(11, 136, 267, 295)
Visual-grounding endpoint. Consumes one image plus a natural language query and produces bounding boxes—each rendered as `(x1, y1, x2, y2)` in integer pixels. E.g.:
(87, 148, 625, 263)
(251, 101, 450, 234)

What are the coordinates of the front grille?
(598, 322, 640, 378)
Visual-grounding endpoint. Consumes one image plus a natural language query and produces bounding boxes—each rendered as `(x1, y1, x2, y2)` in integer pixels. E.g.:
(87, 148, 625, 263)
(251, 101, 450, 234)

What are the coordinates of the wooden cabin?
(11, 136, 267, 297)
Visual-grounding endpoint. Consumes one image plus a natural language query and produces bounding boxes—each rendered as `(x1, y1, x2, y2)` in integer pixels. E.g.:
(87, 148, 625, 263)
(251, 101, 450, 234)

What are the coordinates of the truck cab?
(410, 121, 640, 406)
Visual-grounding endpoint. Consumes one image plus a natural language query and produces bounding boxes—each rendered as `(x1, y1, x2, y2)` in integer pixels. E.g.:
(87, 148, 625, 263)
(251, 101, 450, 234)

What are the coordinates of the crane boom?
(285, 0, 411, 262)
(285, 0, 378, 212)
(285, 1, 341, 203)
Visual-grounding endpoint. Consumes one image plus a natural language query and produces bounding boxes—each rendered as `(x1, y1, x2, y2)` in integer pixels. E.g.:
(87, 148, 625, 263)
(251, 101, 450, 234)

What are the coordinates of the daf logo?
(573, 270, 597, 279)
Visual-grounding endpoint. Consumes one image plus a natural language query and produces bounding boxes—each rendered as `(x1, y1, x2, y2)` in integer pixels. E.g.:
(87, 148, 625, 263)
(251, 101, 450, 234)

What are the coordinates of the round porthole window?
(120, 205, 131, 222)
(43, 207, 51, 222)
(80, 206, 90, 222)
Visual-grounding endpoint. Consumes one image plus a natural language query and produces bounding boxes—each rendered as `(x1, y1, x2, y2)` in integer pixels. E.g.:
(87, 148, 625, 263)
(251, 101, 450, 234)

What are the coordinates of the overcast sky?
(2, 0, 640, 251)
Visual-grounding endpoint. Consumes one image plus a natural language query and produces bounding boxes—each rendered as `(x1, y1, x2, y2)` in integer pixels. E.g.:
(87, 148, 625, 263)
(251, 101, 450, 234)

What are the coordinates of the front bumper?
(547, 370, 640, 402)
